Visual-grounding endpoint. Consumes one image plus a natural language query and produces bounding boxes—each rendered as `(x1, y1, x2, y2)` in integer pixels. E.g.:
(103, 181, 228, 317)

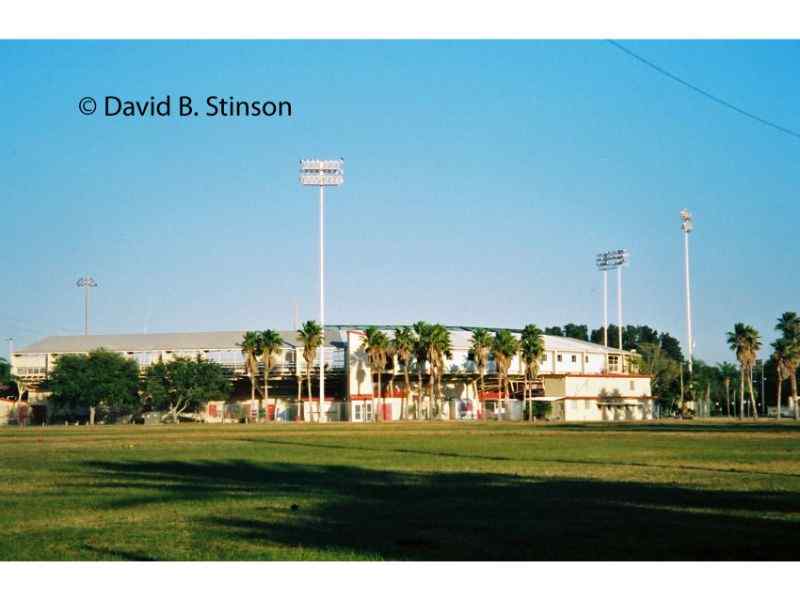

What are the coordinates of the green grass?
(1, 419, 799, 560)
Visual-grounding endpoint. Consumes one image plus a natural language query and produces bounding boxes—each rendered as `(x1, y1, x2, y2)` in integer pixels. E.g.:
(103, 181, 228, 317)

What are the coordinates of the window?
(571, 354, 577, 363)
(630, 380, 636, 391)
(608, 355, 620, 371)
(353, 404, 362, 421)
(557, 354, 563, 362)
(585, 400, 591, 409)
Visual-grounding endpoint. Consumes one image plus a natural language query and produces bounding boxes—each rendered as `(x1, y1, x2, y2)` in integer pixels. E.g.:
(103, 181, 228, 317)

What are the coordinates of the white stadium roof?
(16, 325, 630, 355)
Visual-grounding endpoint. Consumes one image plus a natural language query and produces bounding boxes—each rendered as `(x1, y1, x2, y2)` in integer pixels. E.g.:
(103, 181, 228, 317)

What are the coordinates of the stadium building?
(6, 325, 653, 425)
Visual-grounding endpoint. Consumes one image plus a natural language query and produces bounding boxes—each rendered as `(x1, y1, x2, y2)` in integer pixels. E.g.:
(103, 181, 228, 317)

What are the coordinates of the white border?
(0, 562, 792, 600)
(2, 1, 800, 38)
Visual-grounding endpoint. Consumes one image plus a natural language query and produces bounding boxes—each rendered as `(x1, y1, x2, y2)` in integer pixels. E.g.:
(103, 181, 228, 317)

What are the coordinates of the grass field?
(1, 420, 799, 560)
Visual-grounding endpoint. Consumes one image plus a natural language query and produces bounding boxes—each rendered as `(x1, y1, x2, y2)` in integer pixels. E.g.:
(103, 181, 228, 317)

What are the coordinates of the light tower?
(299, 158, 344, 423)
(596, 249, 629, 370)
(680, 210, 694, 376)
(76, 276, 98, 336)
(680, 209, 695, 414)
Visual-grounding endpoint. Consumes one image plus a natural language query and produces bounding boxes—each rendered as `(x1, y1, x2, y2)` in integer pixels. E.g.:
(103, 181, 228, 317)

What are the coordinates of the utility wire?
(607, 40, 800, 141)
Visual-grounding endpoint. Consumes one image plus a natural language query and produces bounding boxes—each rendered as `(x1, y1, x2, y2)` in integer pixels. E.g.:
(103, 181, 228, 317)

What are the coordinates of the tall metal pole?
(603, 270, 608, 372)
(683, 228, 693, 376)
(76, 276, 97, 336)
(319, 184, 325, 423)
(84, 284, 90, 336)
(300, 158, 343, 423)
(681, 211, 694, 377)
(617, 265, 623, 365)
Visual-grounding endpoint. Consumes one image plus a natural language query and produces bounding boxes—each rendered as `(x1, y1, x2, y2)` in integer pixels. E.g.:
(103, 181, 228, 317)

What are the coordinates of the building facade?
(8, 325, 653, 424)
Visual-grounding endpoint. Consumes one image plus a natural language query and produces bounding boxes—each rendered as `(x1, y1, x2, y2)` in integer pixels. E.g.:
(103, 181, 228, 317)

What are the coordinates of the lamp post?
(76, 276, 98, 335)
(299, 159, 344, 423)
(596, 249, 629, 371)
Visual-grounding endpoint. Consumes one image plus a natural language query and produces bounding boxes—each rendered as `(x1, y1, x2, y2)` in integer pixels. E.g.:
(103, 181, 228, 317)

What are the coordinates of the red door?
(381, 404, 392, 421)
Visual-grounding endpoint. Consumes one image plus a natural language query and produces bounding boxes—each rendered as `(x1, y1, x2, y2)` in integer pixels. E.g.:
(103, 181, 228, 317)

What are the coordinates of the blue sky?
(1, 40, 798, 363)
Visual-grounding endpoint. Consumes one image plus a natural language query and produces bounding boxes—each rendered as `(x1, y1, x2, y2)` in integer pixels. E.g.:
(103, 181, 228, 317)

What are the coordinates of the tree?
(469, 328, 493, 420)
(658, 333, 684, 363)
(259, 329, 283, 421)
(429, 324, 452, 419)
(727, 323, 761, 420)
(239, 331, 262, 409)
(544, 326, 564, 337)
(412, 321, 432, 420)
(297, 320, 323, 422)
(393, 327, 416, 420)
(142, 356, 231, 423)
(49, 348, 140, 425)
(520, 324, 545, 422)
(362, 326, 389, 421)
(563, 323, 589, 341)
(775, 311, 800, 420)
(386, 338, 397, 414)
(636, 342, 681, 415)
(772, 340, 791, 420)
(590, 324, 620, 349)
(716, 362, 738, 417)
(492, 330, 519, 417)
(0, 357, 12, 392)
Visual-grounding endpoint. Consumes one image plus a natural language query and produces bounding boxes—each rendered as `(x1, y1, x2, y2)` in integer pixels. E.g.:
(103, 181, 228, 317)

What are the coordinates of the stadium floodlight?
(299, 158, 344, 423)
(76, 275, 98, 336)
(596, 250, 629, 366)
(680, 209, 694, 377)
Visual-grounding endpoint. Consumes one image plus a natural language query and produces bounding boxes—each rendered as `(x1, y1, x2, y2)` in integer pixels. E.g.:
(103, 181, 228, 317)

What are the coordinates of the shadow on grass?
(244, 438, 800, 480)
(84, 459, 800, 560)
(83, 544, 157, 561)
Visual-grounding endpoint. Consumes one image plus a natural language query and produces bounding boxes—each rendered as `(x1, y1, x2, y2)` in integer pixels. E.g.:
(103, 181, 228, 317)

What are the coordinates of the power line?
(607, 40, 800, 141)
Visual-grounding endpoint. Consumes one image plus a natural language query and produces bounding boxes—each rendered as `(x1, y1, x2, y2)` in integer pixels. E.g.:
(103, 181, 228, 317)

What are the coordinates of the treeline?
(544, 323, 683, 362)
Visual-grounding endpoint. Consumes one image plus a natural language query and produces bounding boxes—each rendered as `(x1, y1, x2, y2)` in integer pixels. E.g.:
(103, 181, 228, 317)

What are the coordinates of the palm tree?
(772, 339, 792, 420)
(492, 330, 520, 418)
(239, 331, 262, 411)
(520, 324, 545, 423)
(429, 324, 452, 419)
(393, 326, 416, 420)
(259, 329, 283, 421)
(412, 321, 432, 420)
(362, 326, 389, 421)
(716, 362, 738, 417)
(469, 328, 492, 420)
(297, 320, 323, 422)
(386, 338, 397, 414)
(775, 312, 800, 420)
(726, 323, 761, 420)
